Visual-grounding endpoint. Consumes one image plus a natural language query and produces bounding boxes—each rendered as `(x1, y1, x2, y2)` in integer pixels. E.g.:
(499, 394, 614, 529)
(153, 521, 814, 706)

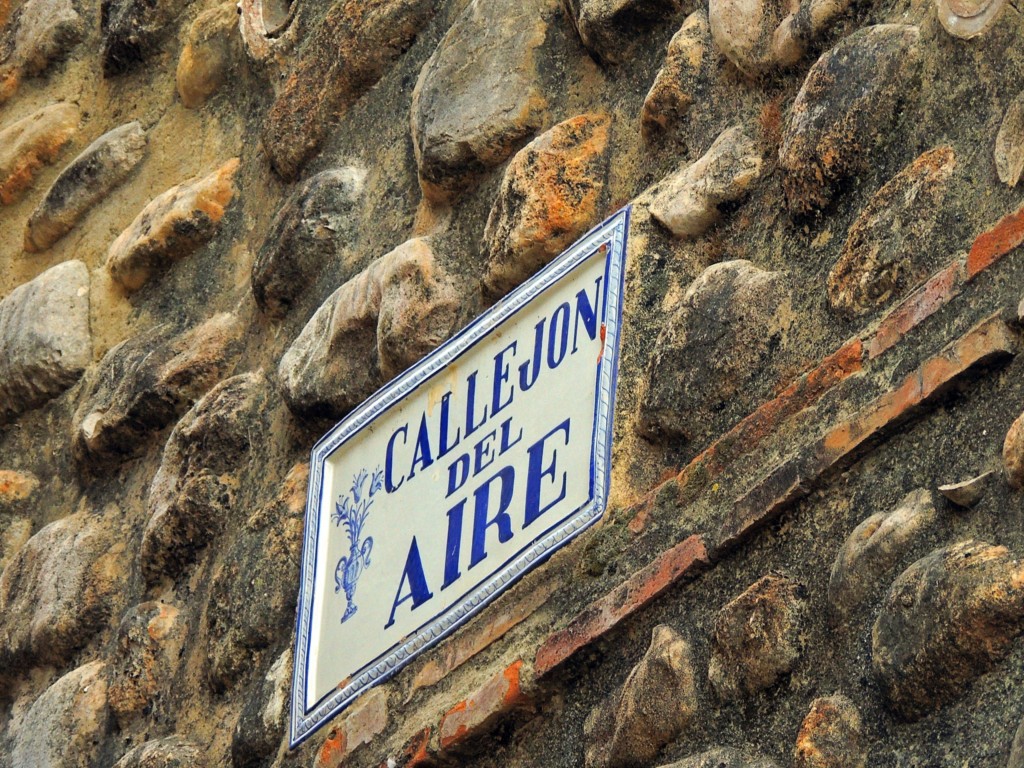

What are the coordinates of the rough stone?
(664, 748, 780, 768)
(140, 371, 271, 585)
(263, 0, 435, 180)
(636, 260, 789, 445)
(779, 25, 921, 215)
(0, 0, 83, 102)
(583, 625, 697, 768)
(1009, 716, 1024, 768)
(826, 146, 955, 318)
(641, 11, 710, 143)
(936, 0, 1005, 38)
(25, 121, 148, 252)
(562, 0, 682, 64)
(206, 463, 305, 691)
(708, 574, 807, 700)
(279, 237, 461, 419)
(106, 158, 240, 292)
(112, 736, 207, 768)
(11, 661, 109, 768)
(411, 0, 549, 203)
(0, 509, 125, 668)
(176, 3, 238, 109)
(793, 695, 866, 768)
(232, 648, 292, 767)
(106, 601, 187, 726)
(0, 101, 78, 204)
(827, 489, 937, 622)
(872, 540, 1024, 720)
(996, 92, 1024, 188)
(481, 113, 611, 300)
(72, 313, 243, 467)
(0, 469, 38, 505)
(938, 471, 994, 508)
(650, 125, 764, 238)
(1005, 409, 1024, 489)
(252, 166, 366, 317)
(102, 0, 189, 76)
(0, 259, 91, 423)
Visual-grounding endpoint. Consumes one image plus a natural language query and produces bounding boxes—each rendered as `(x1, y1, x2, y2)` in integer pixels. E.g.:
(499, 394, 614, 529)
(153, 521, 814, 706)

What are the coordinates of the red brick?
(384, 727, 435, 768)
(315, 688, 390, 768)
(866, 259, 963, 359)
(534, 535, 709, 676)
(967, 204, 1024, 278)
(718, 314, 1018, 551)
(412, 579, 556, 692)
(438, 660, 531, 751)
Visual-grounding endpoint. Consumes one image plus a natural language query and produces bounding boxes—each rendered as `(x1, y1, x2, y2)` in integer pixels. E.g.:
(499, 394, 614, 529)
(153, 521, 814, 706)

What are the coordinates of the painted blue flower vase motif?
(333, 467, 382, 623)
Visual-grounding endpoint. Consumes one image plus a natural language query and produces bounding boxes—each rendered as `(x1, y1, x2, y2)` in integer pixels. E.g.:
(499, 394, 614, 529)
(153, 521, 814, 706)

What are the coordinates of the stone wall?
(2, 0, 1024, 765)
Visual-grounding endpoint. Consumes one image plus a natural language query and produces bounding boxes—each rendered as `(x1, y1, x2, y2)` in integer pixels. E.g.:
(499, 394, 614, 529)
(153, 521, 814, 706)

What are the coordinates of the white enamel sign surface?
(290, 207, 630, 747)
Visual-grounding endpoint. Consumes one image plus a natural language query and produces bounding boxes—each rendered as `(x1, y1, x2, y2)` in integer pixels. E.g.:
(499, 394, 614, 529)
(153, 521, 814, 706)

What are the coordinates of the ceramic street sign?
(289, 207, 631, 748)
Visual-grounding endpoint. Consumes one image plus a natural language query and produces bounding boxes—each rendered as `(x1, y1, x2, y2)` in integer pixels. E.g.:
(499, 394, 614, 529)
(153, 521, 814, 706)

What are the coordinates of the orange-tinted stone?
(438, 660, 531, 750)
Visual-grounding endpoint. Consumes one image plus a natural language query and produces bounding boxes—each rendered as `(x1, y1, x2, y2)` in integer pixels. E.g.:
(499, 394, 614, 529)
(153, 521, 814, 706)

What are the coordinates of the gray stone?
(641, 11, 710, 143)
(106, 601, 187, 727)
(0, 102, 79, 205)
(663, 748, 780, 768)
(708, 574, 807, 700)
(232, 648, 292, 766)
(584, 625, 697, 768)
(827, 489, 937, 622)
(140, 371, 271, 586)
(0, 0, 83, 103)
(996, 92, 1024, 188)
(936, 0, 1005, 38)
(0, 509, 125, 668)
(872, 540, 1024, 720)
(793, 695, 866, 768)
(779, 25, 921, 215)
(636, 260, 789, 445)
(207, 464, 305, 691)
(279, 237, 461, 419)
(106, 158, 239, 292)
(252, 167, 366, 318)
(176, 3, 238, 109)
(826, 146, 955, 318)
(562, 0, 682, 64)
(102, 0, 190, 76)
(25, 121, 148, 252)
(482, 113, 611, 300)
(411, 0, 550, 203)
(649, 125, 763, 238)
(112, 736, 207, 768)
(709, 0, 797, 75)
(72, 313, 243, 468)
(938, 471, 994, 508)
(11, 661, 109, 768)
(0, 260, 91, 423)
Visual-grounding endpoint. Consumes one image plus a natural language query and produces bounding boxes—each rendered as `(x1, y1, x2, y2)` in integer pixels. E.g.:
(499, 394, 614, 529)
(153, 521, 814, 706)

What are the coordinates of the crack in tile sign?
(290, 207, 630, 747)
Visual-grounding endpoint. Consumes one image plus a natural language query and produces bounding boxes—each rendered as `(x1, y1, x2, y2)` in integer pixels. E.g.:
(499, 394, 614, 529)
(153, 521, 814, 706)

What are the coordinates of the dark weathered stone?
(263, 0, 435, 180)
(101, 0, 189, 76)
(140, 371, 271, 585)
(106, 601, 187, 727)
(252, 166, 366, 317)
(73, 313, 244, 467)
(278, 237, 461, 419)
(232, 648, 292, 767)
(0, 259, 91, 423)
(664, 748, 780, 768)
(11, 661, 109, 768)
(112, 736, 207, 768)
(562, 0, 682, 64)
(872, 541, 1024, 720)
(1009, 715, 1024, 768)
(411, 0, 550, 202)
(641, 11, 710, 142)
(708, 574, 807, 700)
(0, 0, 83, 102)
(206, 464, 305, 691)
(584, 625, 697, 768)
(25, 121, 148, 252)
(827, 147, 955, 318)
(780, 25, 921, 215)
(827, 489, 937, 622)
(176, 3, 238, 109)
(793, 695, 866, 768)
(482, 113, 610, 300)
(636, 260, 789, 445)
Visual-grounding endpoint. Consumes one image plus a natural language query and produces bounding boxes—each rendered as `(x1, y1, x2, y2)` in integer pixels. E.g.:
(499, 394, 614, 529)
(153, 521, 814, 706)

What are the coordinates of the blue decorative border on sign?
(289, 206, 631, 748)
